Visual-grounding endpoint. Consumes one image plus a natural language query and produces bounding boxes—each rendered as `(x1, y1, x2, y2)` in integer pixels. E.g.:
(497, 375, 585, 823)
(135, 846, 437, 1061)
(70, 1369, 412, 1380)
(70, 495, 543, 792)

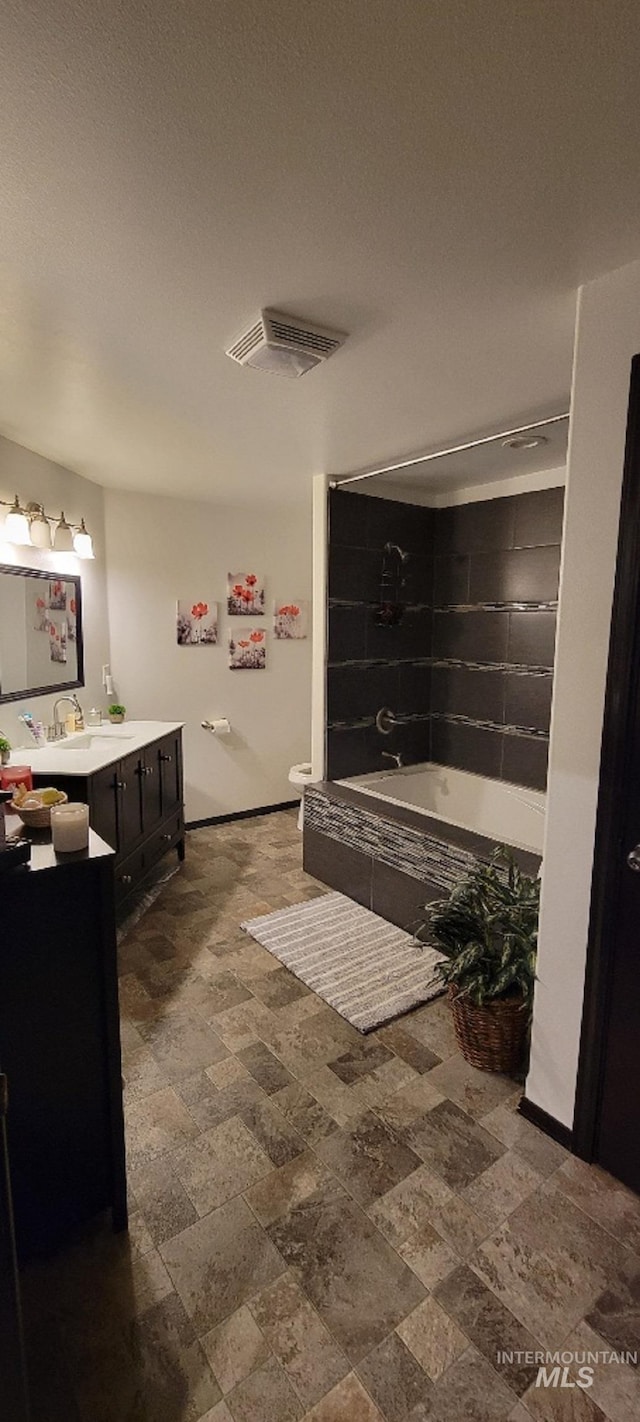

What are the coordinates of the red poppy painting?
(33, 593, 50, 632)
(227, 572, 265, 616)
(176, 599, 218, 645)
(49, 618, 68, 664)
(228, 627, 267, 669)
(273, 599, 308, 639)
(48, 578, 67, 612)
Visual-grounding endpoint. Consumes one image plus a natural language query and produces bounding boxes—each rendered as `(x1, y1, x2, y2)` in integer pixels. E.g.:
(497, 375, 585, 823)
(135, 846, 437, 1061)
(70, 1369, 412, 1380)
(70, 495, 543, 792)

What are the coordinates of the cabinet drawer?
(114, 848, 145, 901)
(143, 815, 183, 873)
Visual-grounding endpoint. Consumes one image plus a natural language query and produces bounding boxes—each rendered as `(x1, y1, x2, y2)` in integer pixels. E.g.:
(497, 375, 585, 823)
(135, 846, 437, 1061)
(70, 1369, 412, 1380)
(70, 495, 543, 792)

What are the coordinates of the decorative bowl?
(10, 790, 68, 829)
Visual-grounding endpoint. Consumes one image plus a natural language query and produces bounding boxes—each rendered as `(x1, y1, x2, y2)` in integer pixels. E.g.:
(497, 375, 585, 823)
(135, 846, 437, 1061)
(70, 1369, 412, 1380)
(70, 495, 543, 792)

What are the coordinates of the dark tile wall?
(326, 484, 564, 792)
(430, 486, 563, 792)
(326, 490, 434, 779)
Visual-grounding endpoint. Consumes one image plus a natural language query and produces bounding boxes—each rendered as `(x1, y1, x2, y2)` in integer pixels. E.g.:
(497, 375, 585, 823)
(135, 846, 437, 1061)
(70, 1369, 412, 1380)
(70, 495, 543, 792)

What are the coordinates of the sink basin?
(56, 732, 135, 750)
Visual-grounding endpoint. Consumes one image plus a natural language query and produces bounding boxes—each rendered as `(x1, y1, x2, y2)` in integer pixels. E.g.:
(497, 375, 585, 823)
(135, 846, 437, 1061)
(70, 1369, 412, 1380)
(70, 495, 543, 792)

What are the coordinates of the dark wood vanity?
(0, 828, 126, 1261)
(32, 725, 185, 906)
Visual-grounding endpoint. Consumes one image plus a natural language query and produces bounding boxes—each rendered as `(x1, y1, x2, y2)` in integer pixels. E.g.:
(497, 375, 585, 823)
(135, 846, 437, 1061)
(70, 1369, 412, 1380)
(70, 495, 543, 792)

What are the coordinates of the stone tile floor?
(20, 810, 640, 1421)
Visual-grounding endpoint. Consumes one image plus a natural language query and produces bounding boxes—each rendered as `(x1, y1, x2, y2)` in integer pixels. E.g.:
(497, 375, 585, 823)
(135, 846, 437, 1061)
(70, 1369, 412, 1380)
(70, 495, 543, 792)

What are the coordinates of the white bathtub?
(338, 762, 545, 855)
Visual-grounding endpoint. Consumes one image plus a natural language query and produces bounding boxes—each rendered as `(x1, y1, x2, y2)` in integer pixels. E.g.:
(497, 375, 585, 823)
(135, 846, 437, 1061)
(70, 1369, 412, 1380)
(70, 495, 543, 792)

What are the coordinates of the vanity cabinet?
(33, 727, 185, 907)
(1, 831, 126, 1261)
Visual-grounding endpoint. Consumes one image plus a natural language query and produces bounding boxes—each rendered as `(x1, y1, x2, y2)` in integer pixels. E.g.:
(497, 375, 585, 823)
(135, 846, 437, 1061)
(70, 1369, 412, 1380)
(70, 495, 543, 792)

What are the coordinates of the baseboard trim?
(186, 800, 299, 830)
(518, 1096, 573, 1151)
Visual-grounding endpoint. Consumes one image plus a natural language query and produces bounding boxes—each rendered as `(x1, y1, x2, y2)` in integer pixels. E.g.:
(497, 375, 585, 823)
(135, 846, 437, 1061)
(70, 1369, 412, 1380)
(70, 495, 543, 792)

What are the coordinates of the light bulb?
(28, 504, 52, 549)
(73, 518, 94, 559)
(4, 495, 32, 545)
(53, 512, 75, 552)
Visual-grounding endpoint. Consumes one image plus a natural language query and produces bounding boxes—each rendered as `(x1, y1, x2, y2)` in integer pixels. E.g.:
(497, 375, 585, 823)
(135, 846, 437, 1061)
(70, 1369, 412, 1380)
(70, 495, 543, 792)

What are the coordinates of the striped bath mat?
(241, 892, 445, 1033)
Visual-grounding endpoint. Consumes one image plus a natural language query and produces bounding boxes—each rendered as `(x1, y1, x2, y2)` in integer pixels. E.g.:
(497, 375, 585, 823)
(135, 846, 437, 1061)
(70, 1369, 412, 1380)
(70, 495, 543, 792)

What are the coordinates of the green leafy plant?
(415, 847, 540, 1013)
(108, 704, 126, 717)
(0, 736, 11, 753)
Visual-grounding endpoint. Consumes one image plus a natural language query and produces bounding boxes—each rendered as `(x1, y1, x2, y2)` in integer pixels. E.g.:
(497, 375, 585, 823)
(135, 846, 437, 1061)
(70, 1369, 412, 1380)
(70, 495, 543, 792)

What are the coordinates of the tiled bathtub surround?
(303, 783, 540, 931)
(327, 486, 565, 790)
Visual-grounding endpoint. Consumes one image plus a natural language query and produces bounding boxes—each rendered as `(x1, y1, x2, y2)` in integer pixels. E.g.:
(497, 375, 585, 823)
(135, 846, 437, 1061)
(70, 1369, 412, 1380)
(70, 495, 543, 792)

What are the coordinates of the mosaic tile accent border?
(305, 786, 499, 892)
(327, 710, 549, 740)
(430, 712, 549, 741)
(327, 656, 553, 674)
(433, 600, 558, 613)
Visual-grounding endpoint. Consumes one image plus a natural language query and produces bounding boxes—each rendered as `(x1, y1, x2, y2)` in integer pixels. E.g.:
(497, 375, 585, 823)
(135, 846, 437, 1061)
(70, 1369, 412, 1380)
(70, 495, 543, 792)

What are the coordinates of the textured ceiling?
(1, 1, 640, 502)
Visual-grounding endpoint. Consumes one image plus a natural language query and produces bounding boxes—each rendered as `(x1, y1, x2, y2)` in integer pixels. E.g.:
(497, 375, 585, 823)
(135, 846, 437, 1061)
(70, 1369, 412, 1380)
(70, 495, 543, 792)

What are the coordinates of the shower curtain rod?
(328, 412, 570, 488)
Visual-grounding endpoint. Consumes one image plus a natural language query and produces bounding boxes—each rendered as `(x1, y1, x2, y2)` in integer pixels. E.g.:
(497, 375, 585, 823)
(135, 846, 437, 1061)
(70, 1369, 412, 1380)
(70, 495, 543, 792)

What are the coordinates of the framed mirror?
(0, 564, 84, 703)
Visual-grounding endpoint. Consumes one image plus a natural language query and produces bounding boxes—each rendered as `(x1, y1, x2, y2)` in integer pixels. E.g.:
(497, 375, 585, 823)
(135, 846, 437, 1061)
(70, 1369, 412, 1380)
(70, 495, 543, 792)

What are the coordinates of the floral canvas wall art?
(273, 600, 308, 639)
(67, 595, 77, 642)
(33, 592, 50, 632)
(229, 628, 266, 670)
(48, 579, 67, 612)
(176, 600, 218, 645)
(49, 619, 67, 663)
(227, 572, 265, 616)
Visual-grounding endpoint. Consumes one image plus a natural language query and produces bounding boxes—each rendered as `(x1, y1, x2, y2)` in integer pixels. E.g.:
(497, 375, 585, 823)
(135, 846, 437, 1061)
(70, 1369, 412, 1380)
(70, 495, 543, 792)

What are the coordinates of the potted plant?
(108, 704, 126, 724)
(415, 847, 540, 1074)
(0, 735, 11, 766)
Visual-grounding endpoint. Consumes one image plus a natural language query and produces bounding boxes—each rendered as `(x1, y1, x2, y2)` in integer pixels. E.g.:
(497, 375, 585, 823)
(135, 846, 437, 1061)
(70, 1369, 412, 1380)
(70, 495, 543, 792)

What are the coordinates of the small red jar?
(0, 765, 34, 799)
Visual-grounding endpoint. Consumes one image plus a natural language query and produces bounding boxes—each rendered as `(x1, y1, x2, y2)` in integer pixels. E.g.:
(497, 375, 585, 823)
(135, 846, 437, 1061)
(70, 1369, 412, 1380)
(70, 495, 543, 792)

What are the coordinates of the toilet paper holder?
(201, 718, 231, 735)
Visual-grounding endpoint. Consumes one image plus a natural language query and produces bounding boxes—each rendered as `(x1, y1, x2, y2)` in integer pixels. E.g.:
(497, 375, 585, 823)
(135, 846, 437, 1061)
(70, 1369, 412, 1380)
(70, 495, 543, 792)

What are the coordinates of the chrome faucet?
(52, 694, 83, 737)
(382, 751, 404, 769)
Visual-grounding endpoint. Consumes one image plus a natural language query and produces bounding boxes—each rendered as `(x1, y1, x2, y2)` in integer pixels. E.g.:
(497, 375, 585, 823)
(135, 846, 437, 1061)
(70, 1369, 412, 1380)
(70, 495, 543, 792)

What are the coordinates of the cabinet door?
(141, 745, 163, 834)
(157, 731, 183, 819)
(90, 765, 119, 852)
(116, 752, 144, 851)
(0, 1077, 30, 1422)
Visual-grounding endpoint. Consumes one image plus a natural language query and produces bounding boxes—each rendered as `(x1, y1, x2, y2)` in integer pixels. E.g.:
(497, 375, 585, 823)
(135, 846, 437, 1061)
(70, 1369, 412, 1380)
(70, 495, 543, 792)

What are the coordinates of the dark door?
(0, 1075, 30, 1422)
(90, 765, 119, 852)
(141, 744, 163, 833)
(158, 731, 182, 818)
(116, 752, 144, 852)
(575, 354, 640, 1193)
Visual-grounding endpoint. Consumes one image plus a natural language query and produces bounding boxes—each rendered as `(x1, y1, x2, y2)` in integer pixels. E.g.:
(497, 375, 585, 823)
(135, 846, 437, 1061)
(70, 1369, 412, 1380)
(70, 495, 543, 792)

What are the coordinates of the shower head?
(384, 542, 410, 563)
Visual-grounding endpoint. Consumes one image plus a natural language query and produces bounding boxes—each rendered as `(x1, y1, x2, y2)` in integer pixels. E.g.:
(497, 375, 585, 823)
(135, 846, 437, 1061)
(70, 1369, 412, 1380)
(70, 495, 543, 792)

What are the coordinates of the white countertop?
(7, 720, 184, 777)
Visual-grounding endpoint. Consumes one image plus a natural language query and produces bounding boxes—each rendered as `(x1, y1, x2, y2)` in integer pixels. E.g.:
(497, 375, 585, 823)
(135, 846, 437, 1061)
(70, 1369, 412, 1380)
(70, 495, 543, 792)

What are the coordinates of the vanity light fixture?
(53, 512, 75, 552)
(3, 495, 32, 545)
(72, 518, 94, 559)
(0, 494, 96, 555)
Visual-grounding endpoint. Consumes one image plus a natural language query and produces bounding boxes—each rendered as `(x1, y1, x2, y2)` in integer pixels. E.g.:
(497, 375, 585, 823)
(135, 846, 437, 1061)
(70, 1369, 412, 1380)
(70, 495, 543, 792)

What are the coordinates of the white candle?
(51, 802, 90, 853)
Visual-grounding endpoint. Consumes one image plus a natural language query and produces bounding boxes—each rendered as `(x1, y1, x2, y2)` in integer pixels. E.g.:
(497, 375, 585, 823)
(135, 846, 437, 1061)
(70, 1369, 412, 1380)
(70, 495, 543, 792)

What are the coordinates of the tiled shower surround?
(327, 485, 564, 791)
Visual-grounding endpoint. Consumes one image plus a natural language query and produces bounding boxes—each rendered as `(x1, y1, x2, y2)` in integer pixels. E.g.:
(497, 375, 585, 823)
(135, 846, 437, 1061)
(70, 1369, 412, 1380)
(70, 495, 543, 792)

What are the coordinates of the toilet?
(288, 762, 314, 829)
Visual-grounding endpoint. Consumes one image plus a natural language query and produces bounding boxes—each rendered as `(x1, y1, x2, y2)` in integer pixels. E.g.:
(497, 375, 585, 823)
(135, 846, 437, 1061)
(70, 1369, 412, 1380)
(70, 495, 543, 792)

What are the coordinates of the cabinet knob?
(160, 752, 172, 762)
(162, 832, 172, 841)
(115, 780, 127, 790)
(146, 766, 153, 776)
(121, 873, 132, 885)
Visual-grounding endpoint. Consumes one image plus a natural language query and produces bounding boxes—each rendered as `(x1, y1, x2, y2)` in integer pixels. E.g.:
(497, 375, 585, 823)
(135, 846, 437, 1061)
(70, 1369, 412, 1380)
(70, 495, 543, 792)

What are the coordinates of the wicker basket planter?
(449, 985, 528, 1074)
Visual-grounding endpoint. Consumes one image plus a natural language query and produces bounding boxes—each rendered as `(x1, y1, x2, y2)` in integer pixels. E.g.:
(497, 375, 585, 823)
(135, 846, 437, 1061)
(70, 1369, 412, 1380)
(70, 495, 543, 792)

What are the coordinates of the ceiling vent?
(225, 308, 347, 378)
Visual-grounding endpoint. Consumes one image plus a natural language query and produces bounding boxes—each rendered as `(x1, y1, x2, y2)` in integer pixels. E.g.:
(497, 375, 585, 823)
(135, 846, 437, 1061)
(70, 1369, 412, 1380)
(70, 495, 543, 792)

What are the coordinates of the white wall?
(104, 487, 313, 822)
(0, 437, 110, 747)
(425, 465, 566, 507)
(527, 257, 640, 1129)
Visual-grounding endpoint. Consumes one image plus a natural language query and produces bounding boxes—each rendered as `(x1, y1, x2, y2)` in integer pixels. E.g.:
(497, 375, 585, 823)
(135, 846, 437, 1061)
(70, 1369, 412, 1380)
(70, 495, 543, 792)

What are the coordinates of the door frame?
(573, 353, 640, 1158)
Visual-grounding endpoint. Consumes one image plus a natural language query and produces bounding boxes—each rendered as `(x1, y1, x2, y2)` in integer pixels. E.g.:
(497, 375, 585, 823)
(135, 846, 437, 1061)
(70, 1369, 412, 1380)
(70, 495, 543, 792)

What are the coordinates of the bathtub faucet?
(382, 751, 403, 769)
